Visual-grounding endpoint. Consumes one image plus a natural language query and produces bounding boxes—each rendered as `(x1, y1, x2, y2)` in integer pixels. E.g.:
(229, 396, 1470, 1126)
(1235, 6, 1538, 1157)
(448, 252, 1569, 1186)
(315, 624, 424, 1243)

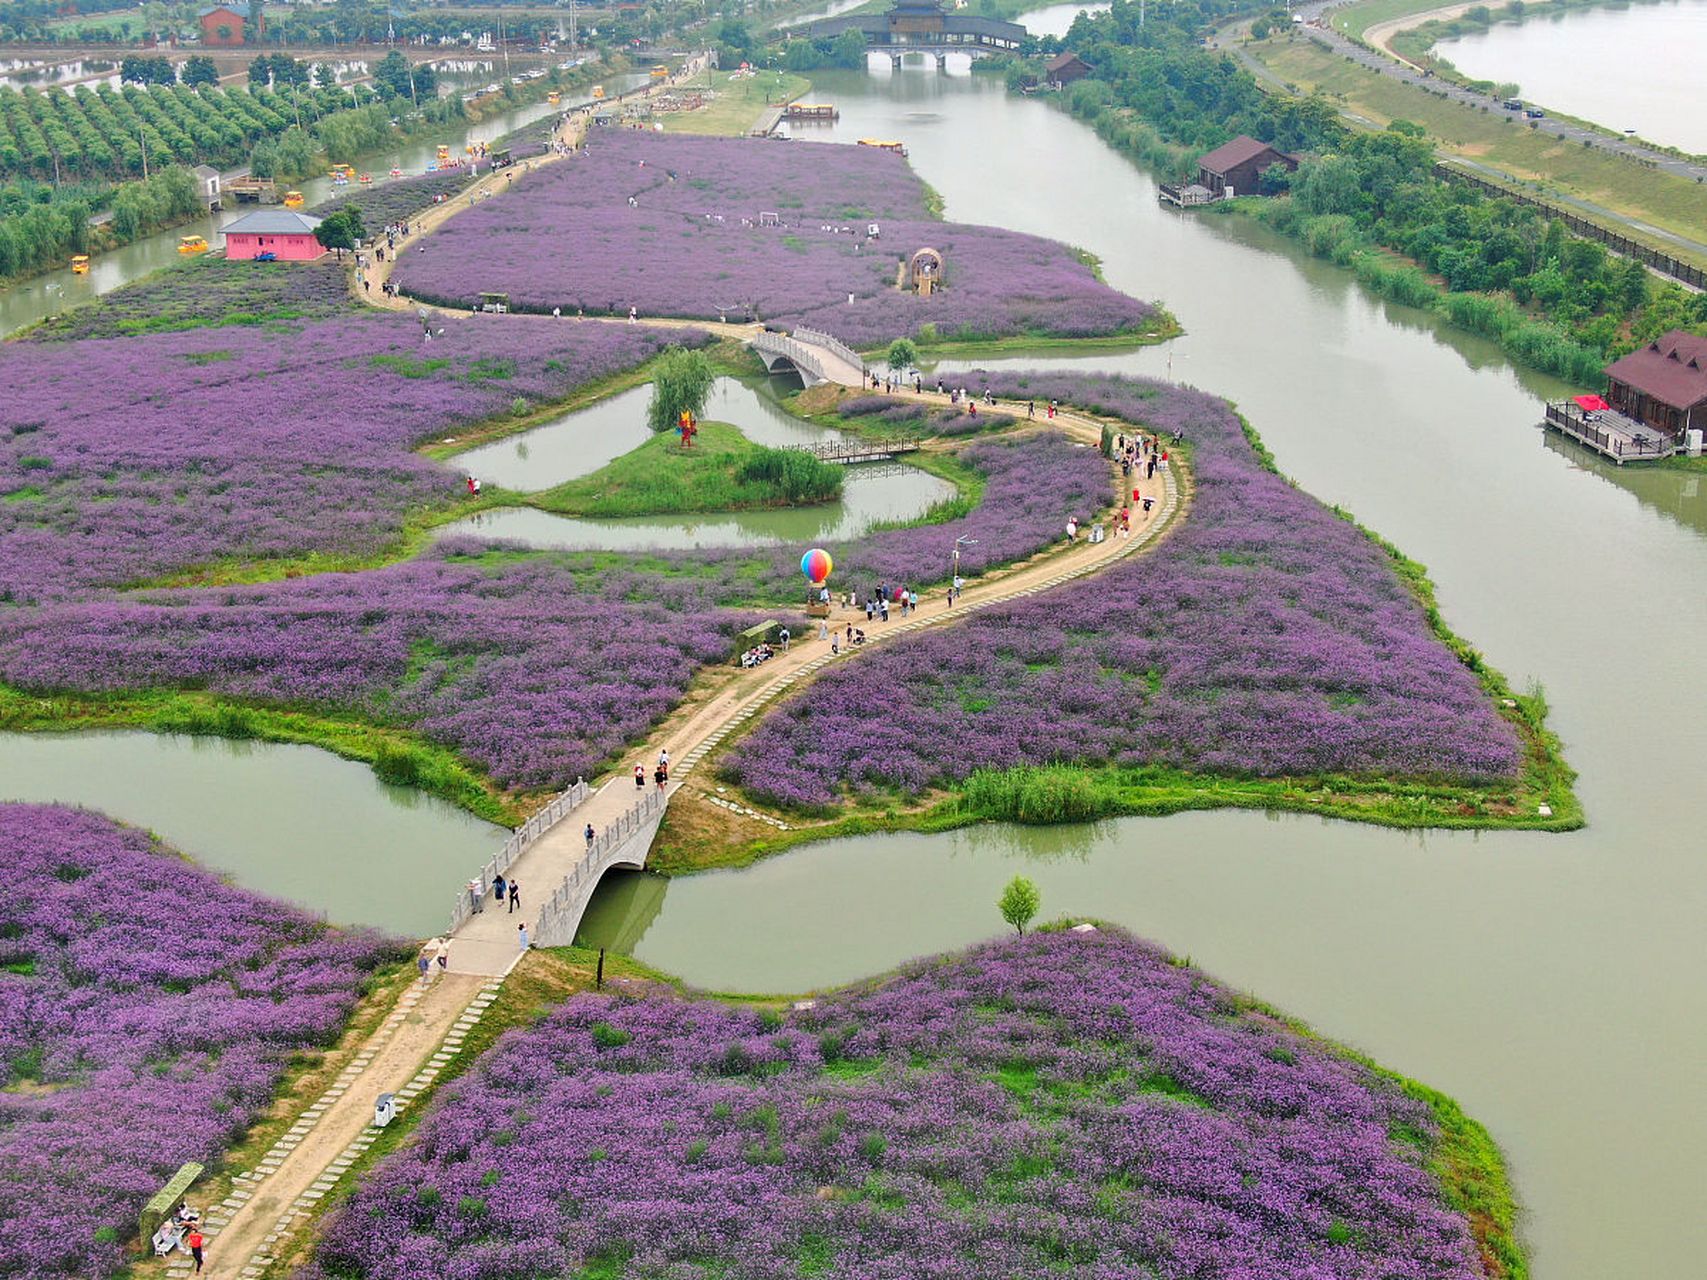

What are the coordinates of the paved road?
(1288, 0, 1707, 181)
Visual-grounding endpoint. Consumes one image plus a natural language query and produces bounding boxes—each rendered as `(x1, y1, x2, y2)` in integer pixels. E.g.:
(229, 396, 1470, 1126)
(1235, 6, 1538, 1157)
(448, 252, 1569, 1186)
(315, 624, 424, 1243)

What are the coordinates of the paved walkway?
(448, 391, 1185, 975)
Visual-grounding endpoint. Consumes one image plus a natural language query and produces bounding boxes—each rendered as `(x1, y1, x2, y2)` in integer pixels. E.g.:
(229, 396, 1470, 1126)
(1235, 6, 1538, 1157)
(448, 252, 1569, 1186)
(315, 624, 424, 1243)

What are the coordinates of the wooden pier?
(789, 438, 921, 464)
(1542, 402, 1676, 464)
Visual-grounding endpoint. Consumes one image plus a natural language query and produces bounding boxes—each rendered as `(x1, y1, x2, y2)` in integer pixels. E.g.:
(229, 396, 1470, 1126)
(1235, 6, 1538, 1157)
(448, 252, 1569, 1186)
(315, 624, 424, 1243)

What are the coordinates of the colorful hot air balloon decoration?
(801, 548, 832, 586)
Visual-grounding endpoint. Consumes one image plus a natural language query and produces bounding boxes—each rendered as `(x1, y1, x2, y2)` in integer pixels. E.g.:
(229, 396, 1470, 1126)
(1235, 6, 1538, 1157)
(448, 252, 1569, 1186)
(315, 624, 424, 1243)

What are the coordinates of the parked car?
(1525, 107, 1545, 118)
(1503, 98, 1522, 110)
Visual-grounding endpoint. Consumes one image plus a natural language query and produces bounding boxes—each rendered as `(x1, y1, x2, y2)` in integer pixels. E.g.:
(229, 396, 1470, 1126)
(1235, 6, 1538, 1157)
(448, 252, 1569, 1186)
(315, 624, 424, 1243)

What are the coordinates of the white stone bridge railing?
(532, 787, 670, 948)
(448, 777, 589, 932)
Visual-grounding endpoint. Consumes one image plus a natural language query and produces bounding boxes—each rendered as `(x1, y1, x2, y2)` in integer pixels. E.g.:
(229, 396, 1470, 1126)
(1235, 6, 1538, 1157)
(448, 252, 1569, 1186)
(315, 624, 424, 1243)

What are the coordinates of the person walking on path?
(492, 874, 507, 905)
(654, 764, 667, 792)
(518, 923, 530, 951)
(635, 764, 646, 790)
(436, 944, 448, 975)
(508, 883, 520, 914)
(416, 951, 431, 983)
(585, 822, 595, 850)
(780, 626, 790, 652)
(187, 1228, 204, 1274)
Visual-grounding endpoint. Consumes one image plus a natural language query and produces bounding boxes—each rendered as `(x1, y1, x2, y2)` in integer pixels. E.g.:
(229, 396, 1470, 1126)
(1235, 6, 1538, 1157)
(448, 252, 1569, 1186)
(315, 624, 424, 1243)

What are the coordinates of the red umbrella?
(1574, 394, 1609, 412)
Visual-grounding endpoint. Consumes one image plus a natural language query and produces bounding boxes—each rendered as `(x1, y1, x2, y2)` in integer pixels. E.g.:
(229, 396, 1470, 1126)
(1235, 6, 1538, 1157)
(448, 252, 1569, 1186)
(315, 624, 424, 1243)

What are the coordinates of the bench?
(141, 1161, 203, 1249)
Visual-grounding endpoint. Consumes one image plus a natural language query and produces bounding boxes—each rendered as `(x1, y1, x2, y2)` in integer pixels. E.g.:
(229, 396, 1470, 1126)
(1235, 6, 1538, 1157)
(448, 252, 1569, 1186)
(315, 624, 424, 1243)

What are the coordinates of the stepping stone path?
(173, 978, 504, 1280)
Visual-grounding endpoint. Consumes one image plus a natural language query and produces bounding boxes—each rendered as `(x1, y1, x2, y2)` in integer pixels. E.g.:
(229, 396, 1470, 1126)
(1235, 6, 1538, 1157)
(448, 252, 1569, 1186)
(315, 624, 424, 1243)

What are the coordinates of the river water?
(595, 67, 1707, 1279)
(4, 44, 1705, 1280)
(1434, 0, 1707, 152)
(442, 374, 955, 550)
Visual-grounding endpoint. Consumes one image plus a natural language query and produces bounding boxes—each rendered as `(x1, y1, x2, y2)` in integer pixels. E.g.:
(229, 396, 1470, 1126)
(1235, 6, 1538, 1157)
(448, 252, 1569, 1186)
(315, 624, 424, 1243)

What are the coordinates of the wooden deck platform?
(789, 438, 921, 464)
(1542, 402, 1676, 464)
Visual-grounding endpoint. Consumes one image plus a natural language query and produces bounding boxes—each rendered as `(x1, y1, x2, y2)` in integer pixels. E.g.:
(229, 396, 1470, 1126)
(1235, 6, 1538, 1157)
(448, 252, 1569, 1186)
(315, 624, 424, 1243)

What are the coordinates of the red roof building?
(1603, 330, 1707, 439)
(1195, 136, 1297, 198)
(222, 210, 325, 261)
(198, 2, 261, 47)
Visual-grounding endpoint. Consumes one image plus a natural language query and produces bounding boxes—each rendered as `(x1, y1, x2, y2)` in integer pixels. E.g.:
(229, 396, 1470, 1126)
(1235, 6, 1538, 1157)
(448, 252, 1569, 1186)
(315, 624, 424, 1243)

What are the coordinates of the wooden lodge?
(1540, 332, 1707, 463)
(1161, 135, 1299, 207)
(1194, 135, 1298, 199)
(1603, 331, 1707, 443)
(197, 1, 261, 46)
(1045, 52, 1091, 86)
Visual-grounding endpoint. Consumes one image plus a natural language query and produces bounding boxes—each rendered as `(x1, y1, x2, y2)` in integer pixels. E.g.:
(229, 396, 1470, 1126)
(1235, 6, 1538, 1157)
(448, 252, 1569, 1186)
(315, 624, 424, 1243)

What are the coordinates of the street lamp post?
(952, 535, 977, 598)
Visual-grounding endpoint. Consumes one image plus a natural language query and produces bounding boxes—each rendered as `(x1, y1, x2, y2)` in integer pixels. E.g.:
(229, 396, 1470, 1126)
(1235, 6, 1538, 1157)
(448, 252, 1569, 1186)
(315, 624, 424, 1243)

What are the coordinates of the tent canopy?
(1574, 393, 1610, 412)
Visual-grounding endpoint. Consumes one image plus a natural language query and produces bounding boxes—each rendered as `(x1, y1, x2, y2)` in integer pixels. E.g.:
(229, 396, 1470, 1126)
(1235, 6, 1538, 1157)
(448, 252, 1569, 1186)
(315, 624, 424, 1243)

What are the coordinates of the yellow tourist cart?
(283, 190, 305, 208)
(70, 254, 90, 274)
(177, 234, 209, 256)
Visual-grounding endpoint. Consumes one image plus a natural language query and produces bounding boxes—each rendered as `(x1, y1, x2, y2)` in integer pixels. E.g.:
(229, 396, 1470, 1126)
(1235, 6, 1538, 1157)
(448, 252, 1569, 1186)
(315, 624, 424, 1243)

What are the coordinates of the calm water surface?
(454, 376, 844, 489)
(1435, 0, 1707, 151)
(0, 731, 498, 935)
(1016, 1, 1111, 38)
(588, 68, 1707, 1279)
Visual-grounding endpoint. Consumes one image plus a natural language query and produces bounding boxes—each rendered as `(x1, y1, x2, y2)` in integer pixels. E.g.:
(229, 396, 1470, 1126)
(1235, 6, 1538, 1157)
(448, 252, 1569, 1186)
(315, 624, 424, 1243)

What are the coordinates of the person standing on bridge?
(635, 764, 646, 790)
(493, 874, 507, 905)
(585, 823, 595, 850)
(508, 883, 520, 914)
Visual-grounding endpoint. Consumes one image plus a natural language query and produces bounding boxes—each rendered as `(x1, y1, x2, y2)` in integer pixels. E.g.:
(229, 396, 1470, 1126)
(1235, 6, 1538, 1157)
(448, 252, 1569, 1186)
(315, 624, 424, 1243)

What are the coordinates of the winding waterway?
(4, 45, 1705, 1280)
(594, 67, 1707, 1279)
(1433, 0, 1707, 152)
(0, 731, 497, 935)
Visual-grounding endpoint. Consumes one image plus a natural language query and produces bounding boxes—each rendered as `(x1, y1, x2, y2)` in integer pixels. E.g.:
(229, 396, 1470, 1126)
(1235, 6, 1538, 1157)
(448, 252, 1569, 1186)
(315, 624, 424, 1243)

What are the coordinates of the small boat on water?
(857, 138, 908, 157)
(389, 166, 403, 178)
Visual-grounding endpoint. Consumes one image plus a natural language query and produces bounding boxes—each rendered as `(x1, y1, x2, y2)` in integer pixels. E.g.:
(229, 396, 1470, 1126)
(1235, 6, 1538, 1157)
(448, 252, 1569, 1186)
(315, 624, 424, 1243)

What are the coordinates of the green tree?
(998, 875, 1041, 936)
(886, 337, 919, 374)
(373, 50, 432, 101)
(314, 207, 361, 258)
(181, 55, 220, 88)
(314, 62, 338, 90)
(248, 55, 273, 88)
(646, 346, 715, 433)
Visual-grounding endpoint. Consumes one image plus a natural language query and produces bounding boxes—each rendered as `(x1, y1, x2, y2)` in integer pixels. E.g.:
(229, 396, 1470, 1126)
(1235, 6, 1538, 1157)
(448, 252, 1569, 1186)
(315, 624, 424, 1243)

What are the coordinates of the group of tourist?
(637, 747, 671, 792)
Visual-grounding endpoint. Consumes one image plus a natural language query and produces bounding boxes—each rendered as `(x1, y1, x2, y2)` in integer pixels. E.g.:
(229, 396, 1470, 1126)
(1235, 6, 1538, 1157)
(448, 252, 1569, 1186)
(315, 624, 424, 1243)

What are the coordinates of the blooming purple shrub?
(0, 803, 403, 1280)
(307, 927, 1495, 1280)
(391, 132, 1158, 347)
(310, 169, 474, 228)
(24, 258, 353, 342)
(0, 554, 755, 790)
(724, 373, 1520, 806)
(0, 315, 704, 602)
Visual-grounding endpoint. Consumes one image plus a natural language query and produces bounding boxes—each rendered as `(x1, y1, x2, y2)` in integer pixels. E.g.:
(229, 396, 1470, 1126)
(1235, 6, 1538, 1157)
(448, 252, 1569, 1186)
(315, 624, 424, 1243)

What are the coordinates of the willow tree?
(647, 347, 715, 433)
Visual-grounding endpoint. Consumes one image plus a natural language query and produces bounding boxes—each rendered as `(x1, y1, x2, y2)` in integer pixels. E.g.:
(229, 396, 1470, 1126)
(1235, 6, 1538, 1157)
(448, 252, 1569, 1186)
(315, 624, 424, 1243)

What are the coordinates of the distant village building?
(222, 210, 324, 261)
(191, 164, 222, 210)
(1602, 330, 1707, 440)
(1045, 52, 1090, 86)
(198, 2, 262, 47)
(791, 0, 1026, 64)
(1195, 135, 1298, 199)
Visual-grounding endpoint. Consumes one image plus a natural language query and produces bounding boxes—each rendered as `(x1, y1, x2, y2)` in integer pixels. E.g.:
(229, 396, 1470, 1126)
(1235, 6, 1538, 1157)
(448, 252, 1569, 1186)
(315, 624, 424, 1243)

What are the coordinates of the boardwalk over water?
(789, 438, 921, 464)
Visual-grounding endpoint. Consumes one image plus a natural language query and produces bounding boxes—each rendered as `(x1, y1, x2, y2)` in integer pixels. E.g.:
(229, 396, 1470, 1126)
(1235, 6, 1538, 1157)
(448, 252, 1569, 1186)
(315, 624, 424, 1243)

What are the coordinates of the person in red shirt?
(186, 1229, 205, 1273)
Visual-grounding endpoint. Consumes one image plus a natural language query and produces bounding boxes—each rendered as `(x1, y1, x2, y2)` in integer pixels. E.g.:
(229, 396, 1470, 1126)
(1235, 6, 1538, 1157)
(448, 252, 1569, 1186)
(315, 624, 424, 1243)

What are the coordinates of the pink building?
(222, 210, 326, 261)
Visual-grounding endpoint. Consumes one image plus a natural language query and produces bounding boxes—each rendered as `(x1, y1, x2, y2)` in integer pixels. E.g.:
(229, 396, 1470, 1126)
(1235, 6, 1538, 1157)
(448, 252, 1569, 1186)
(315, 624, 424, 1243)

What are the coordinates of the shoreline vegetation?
(1016, 3, 1707, 392)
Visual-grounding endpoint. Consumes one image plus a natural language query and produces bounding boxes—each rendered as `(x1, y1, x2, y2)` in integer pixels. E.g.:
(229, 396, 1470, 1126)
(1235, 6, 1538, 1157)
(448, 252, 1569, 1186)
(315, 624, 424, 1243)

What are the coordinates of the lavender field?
(0, 315, 702, 603)
(391, 132, 1160, 347)
(725, 372, 1521, 809)
(0, 804, 403, 1280)
(0, 554, 756, 791)
(307, 927, 1506, 1280)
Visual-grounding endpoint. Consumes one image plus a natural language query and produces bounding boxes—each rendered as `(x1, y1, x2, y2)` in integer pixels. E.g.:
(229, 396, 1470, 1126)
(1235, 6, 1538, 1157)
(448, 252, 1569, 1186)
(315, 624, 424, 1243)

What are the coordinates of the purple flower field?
(306, 927, 1497, 1280)
(0, 803, 403, 1280)
(0, 315, 702, 602)
(391, 132, 1158, 347)
(725, 373, 1520, 807)
(0, 555, 755, 790)
(0, 431, 1101, 790)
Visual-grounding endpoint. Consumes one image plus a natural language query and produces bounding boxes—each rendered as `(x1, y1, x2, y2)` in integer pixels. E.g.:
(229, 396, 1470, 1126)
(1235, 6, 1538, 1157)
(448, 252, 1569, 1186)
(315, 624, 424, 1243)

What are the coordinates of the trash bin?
(374, 1093, 396, 1128)
(467, 879, 485, 914)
